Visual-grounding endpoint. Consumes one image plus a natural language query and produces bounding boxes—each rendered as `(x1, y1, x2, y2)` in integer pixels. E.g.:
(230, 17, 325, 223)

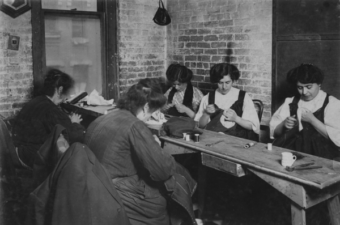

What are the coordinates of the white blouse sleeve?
(194, 94, 209, 122)
(269, 97, 294, 138)
(242, 93, 260, 134)
(192, 87, 204, 112)
(164, 88, 171, 99)
(324, 96, 340, 147)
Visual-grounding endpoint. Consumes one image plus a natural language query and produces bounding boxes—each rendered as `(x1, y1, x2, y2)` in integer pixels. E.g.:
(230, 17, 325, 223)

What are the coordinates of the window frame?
(31, 0, 119, 100)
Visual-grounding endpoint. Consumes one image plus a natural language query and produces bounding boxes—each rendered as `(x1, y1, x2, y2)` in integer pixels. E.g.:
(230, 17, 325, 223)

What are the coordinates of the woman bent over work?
(270, 64, 340, 160)
(12, 69, 84, 168)
(163, 64, 203, 118)
(195, 63, 259, 141)
(85, 79, 196, 225)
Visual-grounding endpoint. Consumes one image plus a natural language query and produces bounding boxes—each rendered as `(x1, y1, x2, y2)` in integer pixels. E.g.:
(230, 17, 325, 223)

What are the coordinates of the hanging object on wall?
(0, 0, 31, 18)
(153, 0, 171, 26)
(7, 35, 20, 50)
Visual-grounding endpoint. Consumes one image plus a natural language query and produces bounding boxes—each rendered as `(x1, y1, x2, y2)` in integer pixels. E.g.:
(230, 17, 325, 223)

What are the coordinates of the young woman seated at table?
(270, 64, 340, 160)
(195, 63, 259, 141)
(163, 64, 203, 118)
(85, 79, 196, 225)
(12, 69, 84, 168)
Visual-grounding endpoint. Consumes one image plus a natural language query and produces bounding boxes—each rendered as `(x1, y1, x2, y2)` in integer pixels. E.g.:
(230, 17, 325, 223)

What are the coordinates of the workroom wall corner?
(166, 0, 273, 125)
(117, 0, 167, 93)
(0, 11, 33, 118)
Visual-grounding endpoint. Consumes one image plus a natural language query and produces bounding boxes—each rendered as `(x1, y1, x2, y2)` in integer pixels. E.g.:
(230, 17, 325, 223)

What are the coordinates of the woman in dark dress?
(85, 80, 196, 225)
(163, 64, 203, 118)
(13, 69, 84, 168)
(195, 63, 259, 141)
(270, 64, 340, 159)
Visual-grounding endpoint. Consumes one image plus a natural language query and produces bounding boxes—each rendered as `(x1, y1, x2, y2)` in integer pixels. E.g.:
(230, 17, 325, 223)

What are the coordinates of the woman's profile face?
(297, 82, 320, 101)
(54, 87, 71, 105)
(173, 81, 187, 92)
(217, 75, 233, 95)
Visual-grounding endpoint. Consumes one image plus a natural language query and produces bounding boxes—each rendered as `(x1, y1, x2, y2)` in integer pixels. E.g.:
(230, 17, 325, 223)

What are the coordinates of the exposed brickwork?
(0, 12, 33, 118)
(0, 0, 273, 125)
(118, 0, 167, 93)
(0, 0, 167, 116)
(167, 0, 272, 124)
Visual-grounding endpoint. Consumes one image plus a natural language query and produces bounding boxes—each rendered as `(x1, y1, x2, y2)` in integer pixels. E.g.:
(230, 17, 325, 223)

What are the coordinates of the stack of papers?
(86, 90, 114, 106)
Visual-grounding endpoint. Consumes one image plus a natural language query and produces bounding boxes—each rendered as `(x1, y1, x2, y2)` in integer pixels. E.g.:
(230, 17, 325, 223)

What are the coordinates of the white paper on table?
(86, 89, 114, 106)
(145, 110, 167, 129)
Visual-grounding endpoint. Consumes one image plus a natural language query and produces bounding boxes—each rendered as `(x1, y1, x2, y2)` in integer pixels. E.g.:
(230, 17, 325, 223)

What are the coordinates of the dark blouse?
(13, 95, 85, 166)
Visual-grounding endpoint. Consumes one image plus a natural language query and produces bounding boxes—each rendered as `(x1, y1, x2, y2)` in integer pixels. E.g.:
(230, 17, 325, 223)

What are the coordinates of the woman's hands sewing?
(283, 108, 317, 130)
(69, 113, 83, 124)
(204, 104, 217, 115)
(284, 115, 297, 130)
(300, 108, 316, 124)
(223, 108, 238, 122)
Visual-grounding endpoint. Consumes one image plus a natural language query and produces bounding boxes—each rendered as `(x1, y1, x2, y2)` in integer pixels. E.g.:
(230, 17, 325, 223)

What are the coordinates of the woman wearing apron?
(270, 64, 340, 160)
(163, 64, 203, 118)
(195, 63, 259, 141)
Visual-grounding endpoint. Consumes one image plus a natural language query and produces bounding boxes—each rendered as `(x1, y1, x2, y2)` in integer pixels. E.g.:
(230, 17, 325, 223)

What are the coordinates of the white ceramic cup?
(281, 152, 297, 167)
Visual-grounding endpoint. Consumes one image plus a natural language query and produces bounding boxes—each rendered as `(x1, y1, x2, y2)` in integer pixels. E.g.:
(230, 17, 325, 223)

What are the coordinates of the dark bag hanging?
(153, 0, 171, 26)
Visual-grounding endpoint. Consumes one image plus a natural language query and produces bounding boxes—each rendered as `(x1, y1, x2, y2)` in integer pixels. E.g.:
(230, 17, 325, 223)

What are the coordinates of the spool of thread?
(185, 134, 190, 141)
(183, 133, 187, 140)
(194, 134, 200, 142)
(267, 143, 273, 151)
(244, 142, 255, 148)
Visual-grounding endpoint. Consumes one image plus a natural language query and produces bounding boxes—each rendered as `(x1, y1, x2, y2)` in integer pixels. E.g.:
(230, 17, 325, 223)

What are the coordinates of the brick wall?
(118, 0, 167, 93)
(0, 0, 273, 124)
(0, 0, 166, 117)
(167, 0, 273, 124)
(0, 12, 33, 118)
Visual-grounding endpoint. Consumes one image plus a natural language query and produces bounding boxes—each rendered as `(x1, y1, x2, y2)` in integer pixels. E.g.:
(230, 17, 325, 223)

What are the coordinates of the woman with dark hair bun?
(85, 79, 196, 225)
(195, 63, 259, 141)
(12, 68, 85, 168)
(163, 63, 203, 118)
(270, 64, 340, 159)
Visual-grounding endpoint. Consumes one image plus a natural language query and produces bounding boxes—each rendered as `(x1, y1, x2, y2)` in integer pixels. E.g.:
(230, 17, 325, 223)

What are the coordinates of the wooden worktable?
(160, 130, 340, 225)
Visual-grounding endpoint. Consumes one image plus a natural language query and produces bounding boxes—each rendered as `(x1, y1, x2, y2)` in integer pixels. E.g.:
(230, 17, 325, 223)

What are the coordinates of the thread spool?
(244, 142, 255, 148)
(267, 143, 272, 151)
(183, 133, 187, 140)
(194, 134, 200, 142)
(185, 134, 190, 141)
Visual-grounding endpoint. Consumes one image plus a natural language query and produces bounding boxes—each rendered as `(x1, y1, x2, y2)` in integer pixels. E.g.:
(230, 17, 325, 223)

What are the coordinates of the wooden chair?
(252, 99, 264, 123)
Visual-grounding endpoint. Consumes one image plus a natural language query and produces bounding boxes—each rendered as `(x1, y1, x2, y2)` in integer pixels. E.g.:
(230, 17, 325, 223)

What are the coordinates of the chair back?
(0, 118, 23, 168)
(252, 99, 264, 123)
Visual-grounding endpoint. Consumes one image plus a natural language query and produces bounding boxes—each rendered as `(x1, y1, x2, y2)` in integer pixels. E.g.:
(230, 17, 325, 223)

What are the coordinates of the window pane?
(45, 16, 103, 95)
(42, 0, 97, 12)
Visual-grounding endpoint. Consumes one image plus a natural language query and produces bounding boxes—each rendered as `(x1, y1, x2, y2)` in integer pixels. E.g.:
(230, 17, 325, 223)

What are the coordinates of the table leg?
(197, 163, 207, 218)
(327, 195, 340, 225)
(291, 203, 306, 225)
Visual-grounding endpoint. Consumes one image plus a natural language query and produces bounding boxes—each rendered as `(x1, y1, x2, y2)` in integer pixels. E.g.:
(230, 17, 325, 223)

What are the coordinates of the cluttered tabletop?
(160, 130, 340, 189)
